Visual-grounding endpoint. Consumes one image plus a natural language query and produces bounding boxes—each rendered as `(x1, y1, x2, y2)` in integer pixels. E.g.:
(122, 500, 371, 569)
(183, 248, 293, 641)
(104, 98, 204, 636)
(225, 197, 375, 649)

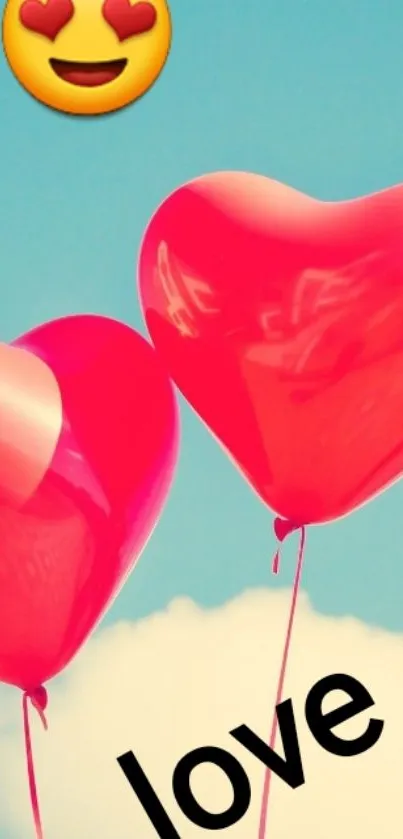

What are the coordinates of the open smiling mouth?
(49, 59, 128, 87)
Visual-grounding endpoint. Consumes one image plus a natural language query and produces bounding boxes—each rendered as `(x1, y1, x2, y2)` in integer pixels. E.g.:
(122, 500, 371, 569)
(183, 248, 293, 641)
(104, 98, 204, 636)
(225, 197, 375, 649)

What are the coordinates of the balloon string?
(258, 521, 306, 839)
(22, 687, 48, 839)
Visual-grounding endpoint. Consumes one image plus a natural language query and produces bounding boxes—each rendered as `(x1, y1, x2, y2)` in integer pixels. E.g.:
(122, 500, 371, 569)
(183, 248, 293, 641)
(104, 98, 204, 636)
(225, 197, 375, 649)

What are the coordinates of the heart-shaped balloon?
(0, 314, 178, 691)
(138, 171, 403, 526)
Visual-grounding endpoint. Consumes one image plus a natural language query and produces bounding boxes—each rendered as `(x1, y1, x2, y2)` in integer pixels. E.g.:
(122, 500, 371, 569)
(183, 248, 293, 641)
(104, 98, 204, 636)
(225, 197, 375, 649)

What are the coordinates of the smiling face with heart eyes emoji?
(2, 0, 171, 114)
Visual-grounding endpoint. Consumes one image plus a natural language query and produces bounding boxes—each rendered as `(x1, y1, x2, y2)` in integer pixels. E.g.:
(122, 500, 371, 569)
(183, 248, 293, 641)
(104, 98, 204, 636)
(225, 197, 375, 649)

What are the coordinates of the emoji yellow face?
(2, 0, 171, 115)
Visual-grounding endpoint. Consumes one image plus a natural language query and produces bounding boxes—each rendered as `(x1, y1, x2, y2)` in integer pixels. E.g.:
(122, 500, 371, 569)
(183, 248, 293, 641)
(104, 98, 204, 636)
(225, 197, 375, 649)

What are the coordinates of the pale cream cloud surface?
(0, 590, 401, 838)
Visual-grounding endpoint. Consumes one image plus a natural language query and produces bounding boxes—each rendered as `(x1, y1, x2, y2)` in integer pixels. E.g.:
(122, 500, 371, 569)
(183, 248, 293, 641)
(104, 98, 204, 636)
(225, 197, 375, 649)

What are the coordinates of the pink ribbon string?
(258, 519, 306, 839)
(22, 686, 48, 839)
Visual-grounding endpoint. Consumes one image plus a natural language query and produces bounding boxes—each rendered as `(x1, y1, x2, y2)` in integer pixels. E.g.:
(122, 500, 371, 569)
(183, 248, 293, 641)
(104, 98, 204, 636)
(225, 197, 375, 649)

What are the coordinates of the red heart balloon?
(102, 0, 156, 42)
(138, 171, 403, 526)
(0, 314, 178, 691)
(19, 0, 75, 41)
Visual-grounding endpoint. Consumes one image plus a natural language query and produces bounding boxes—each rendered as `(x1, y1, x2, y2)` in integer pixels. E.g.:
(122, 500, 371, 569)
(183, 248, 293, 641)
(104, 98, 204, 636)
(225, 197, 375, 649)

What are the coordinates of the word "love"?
(117, 672, 384, 836)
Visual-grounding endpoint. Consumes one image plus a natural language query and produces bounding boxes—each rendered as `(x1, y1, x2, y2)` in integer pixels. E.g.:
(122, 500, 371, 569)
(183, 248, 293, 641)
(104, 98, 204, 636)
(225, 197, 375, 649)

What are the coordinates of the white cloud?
(0, 590, 402, 838)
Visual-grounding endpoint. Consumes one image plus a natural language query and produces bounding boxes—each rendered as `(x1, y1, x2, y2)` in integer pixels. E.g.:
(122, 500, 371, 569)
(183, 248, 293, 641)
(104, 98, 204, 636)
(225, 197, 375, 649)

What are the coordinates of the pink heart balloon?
(0, 314, 178, 691)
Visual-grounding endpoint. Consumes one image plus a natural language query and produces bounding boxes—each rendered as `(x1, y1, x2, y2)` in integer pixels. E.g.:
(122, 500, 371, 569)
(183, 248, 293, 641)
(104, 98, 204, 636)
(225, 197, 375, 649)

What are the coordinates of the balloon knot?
(273, 517, 300, 543)
(272, 519, 305, 575)
(24, 686, 48, 730)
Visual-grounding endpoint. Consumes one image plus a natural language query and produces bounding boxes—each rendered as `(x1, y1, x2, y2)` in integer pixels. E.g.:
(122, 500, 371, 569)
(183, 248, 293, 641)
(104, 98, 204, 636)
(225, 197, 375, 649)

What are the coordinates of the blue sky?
(1, 0, 403, 666)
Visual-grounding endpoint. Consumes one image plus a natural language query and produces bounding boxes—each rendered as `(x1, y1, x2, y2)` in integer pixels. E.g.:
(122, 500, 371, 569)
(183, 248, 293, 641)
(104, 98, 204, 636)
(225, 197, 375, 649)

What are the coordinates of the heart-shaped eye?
(19, 0, 75, 41)
(102, 0, 157, 43)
